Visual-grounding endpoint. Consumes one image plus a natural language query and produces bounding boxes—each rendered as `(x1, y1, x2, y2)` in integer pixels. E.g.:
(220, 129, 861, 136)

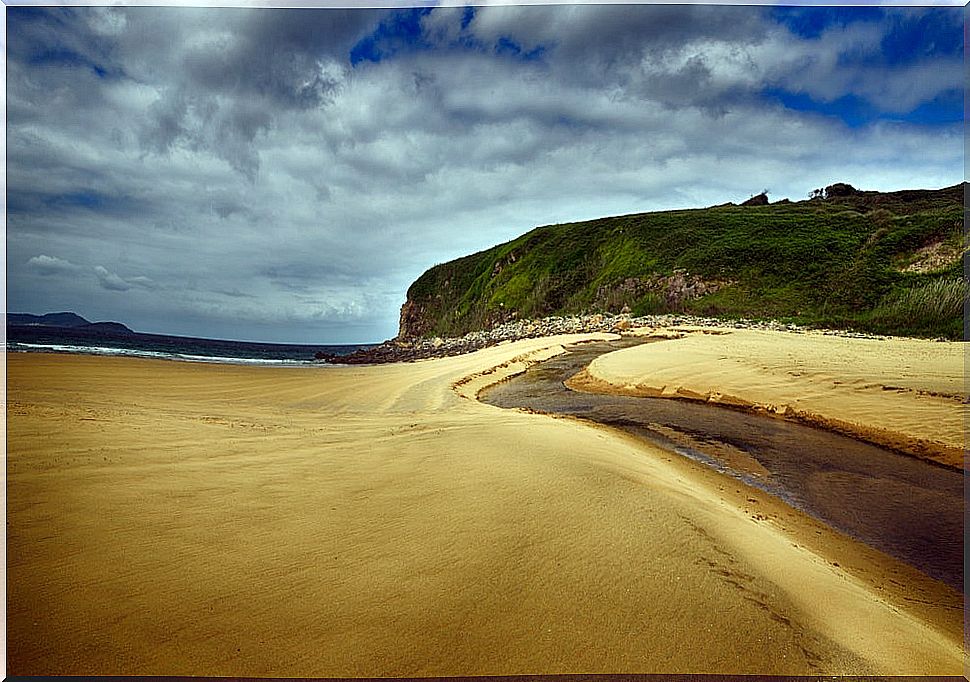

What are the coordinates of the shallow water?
(480, 338, 964, 593)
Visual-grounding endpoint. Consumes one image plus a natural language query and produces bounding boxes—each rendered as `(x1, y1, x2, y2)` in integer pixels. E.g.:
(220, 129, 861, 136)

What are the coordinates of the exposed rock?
(651, 270, 734, 307)
(398, 299, 433, 339)
(900, 239, 966, 274)
(591, 271, 735, 313)
(741, 193, 769, 206)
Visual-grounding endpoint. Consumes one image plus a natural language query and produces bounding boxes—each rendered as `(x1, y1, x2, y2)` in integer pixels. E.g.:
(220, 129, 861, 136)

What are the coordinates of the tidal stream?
(479, 338, 964, 593)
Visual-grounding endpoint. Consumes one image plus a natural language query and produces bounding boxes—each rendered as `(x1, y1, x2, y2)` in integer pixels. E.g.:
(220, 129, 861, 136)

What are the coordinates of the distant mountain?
(8, 312, 91, 328)
(399, 182, 966, 340)
(8, 312, 133, 334)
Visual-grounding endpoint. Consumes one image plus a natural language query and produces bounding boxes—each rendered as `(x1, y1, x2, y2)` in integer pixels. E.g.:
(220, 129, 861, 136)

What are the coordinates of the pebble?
(320, 314, 890, 365)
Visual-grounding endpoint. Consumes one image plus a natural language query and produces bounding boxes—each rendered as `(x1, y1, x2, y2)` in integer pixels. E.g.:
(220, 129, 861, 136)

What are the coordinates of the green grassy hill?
(400, 183, 966, 340)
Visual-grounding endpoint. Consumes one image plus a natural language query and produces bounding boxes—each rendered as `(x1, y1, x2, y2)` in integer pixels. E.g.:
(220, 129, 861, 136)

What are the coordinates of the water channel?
(479, 338, 964, 593)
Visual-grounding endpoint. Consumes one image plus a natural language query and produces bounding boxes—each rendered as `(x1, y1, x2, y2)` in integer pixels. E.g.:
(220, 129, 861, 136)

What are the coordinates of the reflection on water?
(480, 339, 964, 593)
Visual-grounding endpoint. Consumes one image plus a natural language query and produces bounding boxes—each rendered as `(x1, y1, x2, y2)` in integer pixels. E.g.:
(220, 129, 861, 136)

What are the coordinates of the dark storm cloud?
(422, 4, 772, 113)
(6, 5, 963, 344)
(118, 7, 383, 177)
(189, 9, 372, 106)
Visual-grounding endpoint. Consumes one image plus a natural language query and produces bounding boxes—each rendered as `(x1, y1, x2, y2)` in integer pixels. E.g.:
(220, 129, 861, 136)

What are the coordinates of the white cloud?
(26, 254, 81, 275)
(93, 266, 132, 292)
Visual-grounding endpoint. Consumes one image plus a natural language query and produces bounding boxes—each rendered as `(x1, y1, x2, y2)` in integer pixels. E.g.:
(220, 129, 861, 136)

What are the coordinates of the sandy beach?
(6, 335, 965, 676)
(573, 328, 966, 469)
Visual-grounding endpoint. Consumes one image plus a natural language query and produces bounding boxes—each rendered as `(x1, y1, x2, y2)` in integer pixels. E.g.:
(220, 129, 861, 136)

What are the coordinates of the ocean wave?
(7, 342, 321, 366)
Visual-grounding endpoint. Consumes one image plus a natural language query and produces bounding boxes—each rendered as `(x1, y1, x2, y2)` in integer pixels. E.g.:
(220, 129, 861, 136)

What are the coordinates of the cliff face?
(398, 183, 966, 340)
(397, 299, 433, 340)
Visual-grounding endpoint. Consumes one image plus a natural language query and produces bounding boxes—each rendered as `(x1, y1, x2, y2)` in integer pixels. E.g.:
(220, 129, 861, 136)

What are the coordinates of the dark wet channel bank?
(479, 338, 964, 593)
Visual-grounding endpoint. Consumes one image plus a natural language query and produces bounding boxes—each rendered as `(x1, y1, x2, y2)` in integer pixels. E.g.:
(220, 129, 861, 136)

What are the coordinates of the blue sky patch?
(763, 87, 963, 129)
(57, 191, 109, 210)
(9, 190, 113, 214)
(763, 88, 875, 128)
(351, 6, 546, 66)
(11, 8, 120, 79)
(770, 6, 884, 40)
(12, 189, 142, 217)
(772, 7, 962, 69)
(896, 89, 964, 126)
(350, 8, 432, 65)
(765, 6, 963, 128)
(494, 37, 545, 61)
(878, 9, 963, 66)
(460, 6, 475, 30)
(26, 47, 114, 79)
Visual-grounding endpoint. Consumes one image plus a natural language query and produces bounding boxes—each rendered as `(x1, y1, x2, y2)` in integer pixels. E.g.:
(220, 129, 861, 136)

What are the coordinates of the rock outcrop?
(741, 192, 769, 206)
(398, 299, 433, 340)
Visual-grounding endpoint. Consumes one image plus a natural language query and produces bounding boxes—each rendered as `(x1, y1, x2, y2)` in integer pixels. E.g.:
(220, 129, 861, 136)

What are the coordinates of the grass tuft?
(865, 278, 968, 337)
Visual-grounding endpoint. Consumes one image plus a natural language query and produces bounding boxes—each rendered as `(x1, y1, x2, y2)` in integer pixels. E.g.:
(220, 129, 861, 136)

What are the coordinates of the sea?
(5, 325, 376, 366)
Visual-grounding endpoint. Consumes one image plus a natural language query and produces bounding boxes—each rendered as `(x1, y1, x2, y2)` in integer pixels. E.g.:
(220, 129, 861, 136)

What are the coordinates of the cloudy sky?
(6, 2, 964, 343)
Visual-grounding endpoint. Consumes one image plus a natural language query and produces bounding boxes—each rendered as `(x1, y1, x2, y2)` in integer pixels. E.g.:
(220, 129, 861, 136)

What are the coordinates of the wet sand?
(577, 328, 966, 469)
(482, 339, 965, 592)
(6, 338, 965, 676)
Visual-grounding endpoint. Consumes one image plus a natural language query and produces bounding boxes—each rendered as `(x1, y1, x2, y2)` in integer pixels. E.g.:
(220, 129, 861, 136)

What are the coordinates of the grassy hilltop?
(401, 183, 966, 340)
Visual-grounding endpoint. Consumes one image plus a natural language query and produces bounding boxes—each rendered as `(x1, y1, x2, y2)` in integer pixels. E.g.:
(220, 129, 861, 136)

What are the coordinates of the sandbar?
(572, 328, 966, 469)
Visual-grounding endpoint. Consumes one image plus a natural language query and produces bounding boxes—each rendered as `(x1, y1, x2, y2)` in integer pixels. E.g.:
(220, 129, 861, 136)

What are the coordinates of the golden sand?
(575, 328, 966, 468)
(6, 336, 964, 676)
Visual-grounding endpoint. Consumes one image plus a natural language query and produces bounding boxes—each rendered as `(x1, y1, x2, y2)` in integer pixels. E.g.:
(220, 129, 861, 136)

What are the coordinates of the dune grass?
(864, 277, 968, 338)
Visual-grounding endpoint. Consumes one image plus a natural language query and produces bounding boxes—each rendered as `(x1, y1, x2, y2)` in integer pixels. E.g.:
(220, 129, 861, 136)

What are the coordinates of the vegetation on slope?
(402, 183, 966, 340)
